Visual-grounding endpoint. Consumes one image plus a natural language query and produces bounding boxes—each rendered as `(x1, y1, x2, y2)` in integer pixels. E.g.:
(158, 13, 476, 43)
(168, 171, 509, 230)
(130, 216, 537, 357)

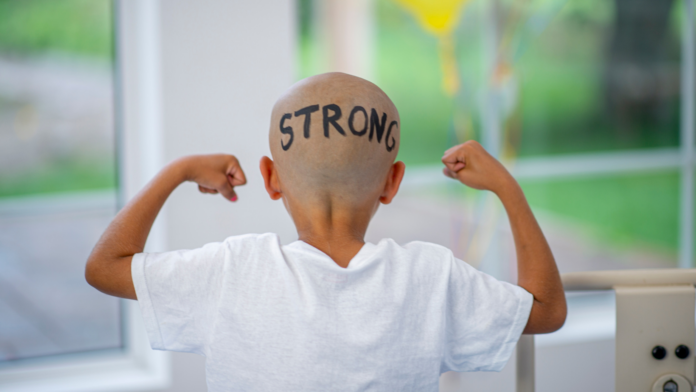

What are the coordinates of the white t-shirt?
(132, 233, 533, 392)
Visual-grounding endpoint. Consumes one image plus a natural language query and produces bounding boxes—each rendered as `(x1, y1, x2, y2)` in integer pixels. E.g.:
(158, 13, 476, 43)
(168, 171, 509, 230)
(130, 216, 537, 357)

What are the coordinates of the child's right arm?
(442, 141, 567, 334)
(85, 154, 246, 300)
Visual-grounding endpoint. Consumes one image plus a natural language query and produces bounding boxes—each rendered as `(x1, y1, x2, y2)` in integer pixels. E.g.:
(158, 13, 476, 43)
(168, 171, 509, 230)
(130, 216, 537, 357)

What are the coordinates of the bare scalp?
(269, 72, 400, 205)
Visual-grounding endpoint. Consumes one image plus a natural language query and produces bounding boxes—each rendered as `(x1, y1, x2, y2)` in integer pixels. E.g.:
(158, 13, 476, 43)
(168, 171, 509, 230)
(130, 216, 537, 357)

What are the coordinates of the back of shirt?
(131, 233, 532, 392)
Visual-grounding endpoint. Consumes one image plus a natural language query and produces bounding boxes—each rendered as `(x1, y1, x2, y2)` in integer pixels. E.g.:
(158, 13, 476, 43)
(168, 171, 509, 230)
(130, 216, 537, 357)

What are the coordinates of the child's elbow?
(539, 290, 568, 333)
(84, 258, 102, 289)
(525, 299, 568, 334)
(546, 304, 567, 333)
(544, 299, 568, 333)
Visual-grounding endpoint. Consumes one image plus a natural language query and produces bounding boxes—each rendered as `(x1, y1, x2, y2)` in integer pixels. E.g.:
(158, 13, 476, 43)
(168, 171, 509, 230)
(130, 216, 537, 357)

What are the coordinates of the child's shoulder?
(220, 232, 280, 244)
(216, 234, 459, 269)
(368, 238, 457, 266)
(211, 232, 282, 254)
(380, 238, 454, 255)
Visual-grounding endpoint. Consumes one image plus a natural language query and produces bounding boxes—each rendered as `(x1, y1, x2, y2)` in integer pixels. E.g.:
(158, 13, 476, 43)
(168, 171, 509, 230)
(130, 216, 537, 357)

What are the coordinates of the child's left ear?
(380, 161, 406, 205)
(259, 156, 283, 200)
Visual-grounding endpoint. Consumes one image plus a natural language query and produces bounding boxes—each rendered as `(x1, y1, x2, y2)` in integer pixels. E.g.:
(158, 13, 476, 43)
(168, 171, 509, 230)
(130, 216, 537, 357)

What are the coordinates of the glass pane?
(520, 170, 679, 270)
(297, 0, 682, 274)
(0, 0, 121, 362)
(516, 0, 682, 156)
(370, 0, 683, 162)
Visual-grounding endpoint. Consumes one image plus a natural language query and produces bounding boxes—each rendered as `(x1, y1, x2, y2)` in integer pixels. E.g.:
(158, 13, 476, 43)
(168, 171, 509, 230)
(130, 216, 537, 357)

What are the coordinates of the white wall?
(158, 0, 298, 250)
(119, 0, 298, 390)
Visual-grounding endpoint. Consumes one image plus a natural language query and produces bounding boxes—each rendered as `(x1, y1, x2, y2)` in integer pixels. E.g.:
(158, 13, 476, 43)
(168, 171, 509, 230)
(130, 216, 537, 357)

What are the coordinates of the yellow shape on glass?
(394, 0, 469, 36)
(438, 34, 459, 96)
(394, 0, 470, 96)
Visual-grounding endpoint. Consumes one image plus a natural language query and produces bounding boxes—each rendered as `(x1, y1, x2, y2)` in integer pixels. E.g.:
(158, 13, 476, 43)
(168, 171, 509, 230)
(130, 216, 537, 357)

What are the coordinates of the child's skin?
(86, 73, 566, 334)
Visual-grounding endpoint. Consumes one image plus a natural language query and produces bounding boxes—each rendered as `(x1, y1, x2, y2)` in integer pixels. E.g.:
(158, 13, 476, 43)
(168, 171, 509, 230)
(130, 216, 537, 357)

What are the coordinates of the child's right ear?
(259, 156, 283, 200)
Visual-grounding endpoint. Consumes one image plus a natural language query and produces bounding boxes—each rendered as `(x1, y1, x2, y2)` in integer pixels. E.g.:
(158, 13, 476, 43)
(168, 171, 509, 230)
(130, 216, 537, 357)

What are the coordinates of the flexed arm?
(85, 155, 246, 300)
(442, 141, 566, 334)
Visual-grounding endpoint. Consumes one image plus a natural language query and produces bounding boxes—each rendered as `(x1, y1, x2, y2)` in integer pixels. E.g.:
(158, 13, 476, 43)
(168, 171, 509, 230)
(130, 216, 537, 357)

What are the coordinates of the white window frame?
(0, 1, 171, 390)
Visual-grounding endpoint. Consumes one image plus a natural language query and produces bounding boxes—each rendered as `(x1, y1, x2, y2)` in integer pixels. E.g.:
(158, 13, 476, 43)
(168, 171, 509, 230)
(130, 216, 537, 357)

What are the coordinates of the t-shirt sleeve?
(131, 240, 228, 356)
(442, 255, 534, 372)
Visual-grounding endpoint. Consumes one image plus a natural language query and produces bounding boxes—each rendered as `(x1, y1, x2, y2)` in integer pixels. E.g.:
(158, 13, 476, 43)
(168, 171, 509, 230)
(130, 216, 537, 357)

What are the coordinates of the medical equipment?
(516, 269, 696, 392)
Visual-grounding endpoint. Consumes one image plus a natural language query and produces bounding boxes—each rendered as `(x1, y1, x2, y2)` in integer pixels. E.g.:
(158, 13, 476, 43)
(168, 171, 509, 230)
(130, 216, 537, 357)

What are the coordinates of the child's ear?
(259, 156, 283, 200)
(379, 161, 406, 205)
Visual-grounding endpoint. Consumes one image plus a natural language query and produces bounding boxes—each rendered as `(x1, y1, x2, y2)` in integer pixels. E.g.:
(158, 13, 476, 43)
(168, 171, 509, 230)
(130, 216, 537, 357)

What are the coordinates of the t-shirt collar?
(287, 240, 375, 270)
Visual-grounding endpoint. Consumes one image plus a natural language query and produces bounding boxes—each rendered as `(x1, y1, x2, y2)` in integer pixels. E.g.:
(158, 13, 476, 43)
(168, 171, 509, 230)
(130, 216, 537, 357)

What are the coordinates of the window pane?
(520, 170, 679, 270)
(369, 0, 683, 162)
(0, 0, 121, 361)
(516, 0, 682, 156)
(298, 0, 682, 274)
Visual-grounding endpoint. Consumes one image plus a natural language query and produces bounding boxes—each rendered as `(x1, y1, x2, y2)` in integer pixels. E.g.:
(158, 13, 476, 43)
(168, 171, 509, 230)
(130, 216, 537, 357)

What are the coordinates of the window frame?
(0, 1, 170, 390)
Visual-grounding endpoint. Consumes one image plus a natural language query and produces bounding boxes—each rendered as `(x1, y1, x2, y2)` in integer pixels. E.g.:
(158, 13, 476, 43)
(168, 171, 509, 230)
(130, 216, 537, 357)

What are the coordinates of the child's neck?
(291, 201, 375, 268)
(300, 233, 365, 269)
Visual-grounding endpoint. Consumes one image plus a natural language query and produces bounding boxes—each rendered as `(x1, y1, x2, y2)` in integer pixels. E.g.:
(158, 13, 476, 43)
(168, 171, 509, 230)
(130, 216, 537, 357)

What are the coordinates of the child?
(86, 72, 566, 391)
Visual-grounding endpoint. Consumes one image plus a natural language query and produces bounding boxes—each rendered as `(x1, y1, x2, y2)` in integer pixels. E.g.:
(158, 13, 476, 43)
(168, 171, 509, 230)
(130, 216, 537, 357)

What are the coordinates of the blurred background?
(0, 0, 693, 391)
(0, 0, 121, 364)
(301, 0, 685, 274)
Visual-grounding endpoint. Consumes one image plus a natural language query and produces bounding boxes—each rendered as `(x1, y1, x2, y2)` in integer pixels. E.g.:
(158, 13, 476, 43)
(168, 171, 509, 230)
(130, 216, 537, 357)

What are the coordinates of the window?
(0, 0, 121, 363)
(0, 2, 168, 390)
(298, 0, 691, 276)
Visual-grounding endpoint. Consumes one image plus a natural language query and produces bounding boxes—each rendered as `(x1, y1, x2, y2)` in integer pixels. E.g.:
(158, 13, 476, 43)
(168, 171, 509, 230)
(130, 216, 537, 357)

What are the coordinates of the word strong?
(279, 103, 398, 152)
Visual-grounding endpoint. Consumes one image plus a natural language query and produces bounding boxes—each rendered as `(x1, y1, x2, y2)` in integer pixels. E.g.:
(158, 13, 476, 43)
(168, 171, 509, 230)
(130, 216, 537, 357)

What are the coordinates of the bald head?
(269, 73, 400, 205)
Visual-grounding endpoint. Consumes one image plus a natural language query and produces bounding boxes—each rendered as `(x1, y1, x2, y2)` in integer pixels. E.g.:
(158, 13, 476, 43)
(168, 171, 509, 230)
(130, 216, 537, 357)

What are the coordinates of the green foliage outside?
(0, 0, 115, 200)
(0, 157, 116, 198)
(434, 170, 680, 257)
(373, 0, 454, 166)
(367, 0, 681, 166)
(519, 171, 680, 255)
(299, 0, 682, 166)
(0, 0, 113, 59)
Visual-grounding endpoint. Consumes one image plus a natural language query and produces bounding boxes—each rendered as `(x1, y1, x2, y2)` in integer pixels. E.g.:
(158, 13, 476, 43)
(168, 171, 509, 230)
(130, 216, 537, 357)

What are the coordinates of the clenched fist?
(181, 154, 247, 201)
(441, 140, 516, 196)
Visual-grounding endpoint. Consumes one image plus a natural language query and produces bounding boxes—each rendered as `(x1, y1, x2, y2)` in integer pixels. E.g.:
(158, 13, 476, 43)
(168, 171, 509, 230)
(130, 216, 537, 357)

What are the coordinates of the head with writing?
(260, 72, 405, 251)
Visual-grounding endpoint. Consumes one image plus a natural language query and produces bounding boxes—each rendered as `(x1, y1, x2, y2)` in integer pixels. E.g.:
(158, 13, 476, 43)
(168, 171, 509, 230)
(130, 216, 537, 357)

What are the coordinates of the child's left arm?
(85, 154, 246, 300)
